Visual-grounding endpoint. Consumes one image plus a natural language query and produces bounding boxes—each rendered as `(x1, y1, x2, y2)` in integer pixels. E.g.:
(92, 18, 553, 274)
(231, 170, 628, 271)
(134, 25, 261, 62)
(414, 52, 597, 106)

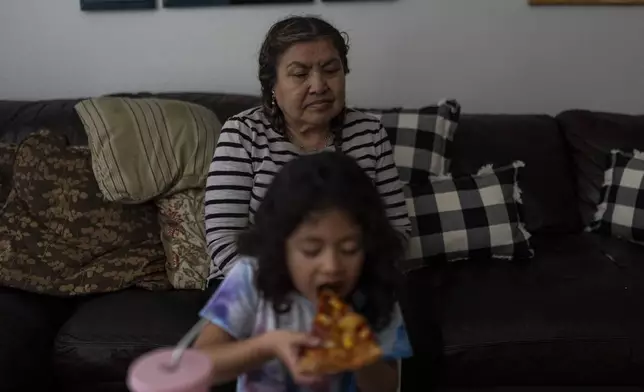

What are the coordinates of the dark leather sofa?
(1, 93, 643, 392)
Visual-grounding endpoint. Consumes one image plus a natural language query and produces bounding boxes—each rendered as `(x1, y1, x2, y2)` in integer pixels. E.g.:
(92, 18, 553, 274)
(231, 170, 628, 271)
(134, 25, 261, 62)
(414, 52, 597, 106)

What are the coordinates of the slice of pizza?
(298, 288, 383, 375)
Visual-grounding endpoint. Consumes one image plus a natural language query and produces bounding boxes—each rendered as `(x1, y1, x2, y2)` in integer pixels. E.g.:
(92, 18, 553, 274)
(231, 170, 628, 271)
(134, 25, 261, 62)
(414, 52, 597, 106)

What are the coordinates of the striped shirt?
(204, 107, 411, 281)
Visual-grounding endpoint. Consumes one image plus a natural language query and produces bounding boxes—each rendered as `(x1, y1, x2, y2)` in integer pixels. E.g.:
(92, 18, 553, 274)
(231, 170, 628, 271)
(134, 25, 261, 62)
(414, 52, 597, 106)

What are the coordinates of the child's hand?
(266, 330, 323, 386)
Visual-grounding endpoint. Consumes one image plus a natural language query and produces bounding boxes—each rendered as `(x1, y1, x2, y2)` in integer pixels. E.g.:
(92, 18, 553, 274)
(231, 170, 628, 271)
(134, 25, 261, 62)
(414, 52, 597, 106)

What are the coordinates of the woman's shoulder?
(224, 107, 272, 129)
(344, 107, 382, 124)
(341, 108, 388, 147)
(221, 107, 280, 143)
(342, 108, 384, 136)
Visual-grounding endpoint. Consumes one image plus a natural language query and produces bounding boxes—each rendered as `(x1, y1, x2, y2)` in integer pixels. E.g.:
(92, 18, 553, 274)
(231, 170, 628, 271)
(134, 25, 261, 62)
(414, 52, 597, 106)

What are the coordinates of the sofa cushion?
(0, 130, 169, 295)
(109, 92, 261, 125)
(0, 93, 261, 146)
(359, 100, 461, 183)
(0, 287, 76, 392)
(0, 99, 89, 145)
(429, 233, 633, 386)
(589, 149, 644, 244)
(74, 97, 221, 204)
(450, 115, 581, 235)
(404, 161, 533, 270)
(53, 288, 208, 384)
(558, 110, 644, 227)
(157, 188, 209, 290)
(591, 233, 644, 381)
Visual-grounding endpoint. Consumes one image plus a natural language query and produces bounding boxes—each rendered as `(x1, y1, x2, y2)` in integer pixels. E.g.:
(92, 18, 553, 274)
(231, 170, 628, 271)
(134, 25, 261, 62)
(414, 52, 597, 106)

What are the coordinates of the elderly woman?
(205, 16, 411, 282)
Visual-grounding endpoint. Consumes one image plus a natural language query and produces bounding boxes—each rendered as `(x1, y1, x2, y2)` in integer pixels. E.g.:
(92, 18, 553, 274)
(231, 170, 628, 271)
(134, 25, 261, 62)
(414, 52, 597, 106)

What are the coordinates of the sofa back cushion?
(557, 110, 644, 226)
(0, 99, 88, 145)
(0, 93, 261, 146)
(75, 97, 221, 203)
(110, 92, 261, 125)
(449, 114, 581, 234)
(0, 130, 169, 296)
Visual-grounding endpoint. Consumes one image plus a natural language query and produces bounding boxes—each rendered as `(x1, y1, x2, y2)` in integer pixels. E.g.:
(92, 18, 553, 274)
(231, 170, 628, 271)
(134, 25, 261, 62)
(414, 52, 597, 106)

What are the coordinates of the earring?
(271, 91, 278, 115)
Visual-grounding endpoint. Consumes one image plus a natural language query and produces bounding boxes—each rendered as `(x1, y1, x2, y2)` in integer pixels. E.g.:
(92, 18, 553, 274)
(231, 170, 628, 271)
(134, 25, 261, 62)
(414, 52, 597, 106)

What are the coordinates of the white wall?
(1, 0, 643, 114)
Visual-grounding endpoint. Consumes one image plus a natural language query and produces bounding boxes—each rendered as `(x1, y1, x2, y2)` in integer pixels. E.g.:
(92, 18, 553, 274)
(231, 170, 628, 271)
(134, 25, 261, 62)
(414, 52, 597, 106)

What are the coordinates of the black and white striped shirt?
(205, 107, 411, 280)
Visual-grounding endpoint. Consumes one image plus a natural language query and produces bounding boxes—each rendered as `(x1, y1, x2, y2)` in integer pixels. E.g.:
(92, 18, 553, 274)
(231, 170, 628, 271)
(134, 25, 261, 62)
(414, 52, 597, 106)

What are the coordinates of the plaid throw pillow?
(357, 99, 460, 183)
(589, 150, 644, 243)
(401, 161, 534, 271)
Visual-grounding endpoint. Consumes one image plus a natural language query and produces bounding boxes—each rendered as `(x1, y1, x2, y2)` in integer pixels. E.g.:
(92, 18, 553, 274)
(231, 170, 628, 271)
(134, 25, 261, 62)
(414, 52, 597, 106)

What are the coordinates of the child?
(194, 151, 413, 392)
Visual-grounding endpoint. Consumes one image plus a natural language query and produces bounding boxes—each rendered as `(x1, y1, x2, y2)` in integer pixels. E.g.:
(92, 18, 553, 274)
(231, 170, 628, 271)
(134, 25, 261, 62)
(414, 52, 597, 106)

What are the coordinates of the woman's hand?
(265, 330, 323, 386)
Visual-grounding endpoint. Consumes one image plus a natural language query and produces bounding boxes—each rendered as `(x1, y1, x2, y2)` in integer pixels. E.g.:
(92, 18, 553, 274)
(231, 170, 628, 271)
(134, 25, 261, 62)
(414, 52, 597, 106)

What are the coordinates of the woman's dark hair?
(237, 151, 404, 332)
(258, 16, 350, 139)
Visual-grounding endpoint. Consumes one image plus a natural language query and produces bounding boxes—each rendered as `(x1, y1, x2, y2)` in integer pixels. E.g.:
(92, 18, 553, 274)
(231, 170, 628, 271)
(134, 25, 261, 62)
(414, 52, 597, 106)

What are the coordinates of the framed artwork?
(530, 0, 644, 4)
(164, 0, 312, 7)
(80, 0, 156, 10)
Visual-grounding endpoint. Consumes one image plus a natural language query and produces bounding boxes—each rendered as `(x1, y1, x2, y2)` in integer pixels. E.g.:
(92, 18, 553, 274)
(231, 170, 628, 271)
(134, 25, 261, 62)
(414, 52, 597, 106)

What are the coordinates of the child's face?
(286, 208, 364, 303)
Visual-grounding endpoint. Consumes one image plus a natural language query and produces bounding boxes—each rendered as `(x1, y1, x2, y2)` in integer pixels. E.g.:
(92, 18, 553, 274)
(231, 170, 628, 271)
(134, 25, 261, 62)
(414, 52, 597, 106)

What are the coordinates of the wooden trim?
(530, 0, 644, 5)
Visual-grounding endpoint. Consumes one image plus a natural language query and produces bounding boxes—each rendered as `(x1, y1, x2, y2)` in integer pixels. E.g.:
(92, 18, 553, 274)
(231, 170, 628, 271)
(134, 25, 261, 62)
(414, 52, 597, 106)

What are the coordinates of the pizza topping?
(357, 326, 372, 340)
(299, 288, 383, 375)
(342, 332, 354, 349)
(329, 296, 344, 311)
(338, 313, 361, 331)
(316, 313, 332, 326)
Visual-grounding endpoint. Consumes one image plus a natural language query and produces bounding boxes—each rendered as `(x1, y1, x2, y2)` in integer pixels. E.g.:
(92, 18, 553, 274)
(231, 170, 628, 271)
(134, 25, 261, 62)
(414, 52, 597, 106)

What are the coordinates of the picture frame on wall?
(163, 0, 312, 7)
(80, 0, 156, 11)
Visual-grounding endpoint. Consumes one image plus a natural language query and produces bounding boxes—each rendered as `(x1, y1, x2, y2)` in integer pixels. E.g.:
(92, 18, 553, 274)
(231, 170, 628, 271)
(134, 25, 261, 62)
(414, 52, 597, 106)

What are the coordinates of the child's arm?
(195, 323, 322, 386)
(355, 359, 399, 392)
(195, 261, 271, 385)
(195, 261, 322, 386)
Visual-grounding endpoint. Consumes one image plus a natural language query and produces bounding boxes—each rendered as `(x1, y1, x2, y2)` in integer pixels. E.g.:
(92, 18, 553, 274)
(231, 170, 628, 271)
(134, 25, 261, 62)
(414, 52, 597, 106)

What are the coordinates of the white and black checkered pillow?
(589, 150, 644, 243)
(400, 161, 534, 271)
(356, 99, 460, 183)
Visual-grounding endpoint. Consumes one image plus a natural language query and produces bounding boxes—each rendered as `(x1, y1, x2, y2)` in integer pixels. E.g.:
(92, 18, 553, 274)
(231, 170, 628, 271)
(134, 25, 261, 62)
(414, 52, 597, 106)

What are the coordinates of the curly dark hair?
(258, 16, 350, 145)
(237, 151, 404, 332)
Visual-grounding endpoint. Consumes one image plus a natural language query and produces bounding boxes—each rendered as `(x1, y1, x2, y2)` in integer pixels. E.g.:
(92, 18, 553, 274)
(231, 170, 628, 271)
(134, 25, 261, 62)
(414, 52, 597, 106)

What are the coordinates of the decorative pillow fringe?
(508, 162, 533, 253)
(631, 149, 644, 160)
(431, 172, 453, 181)
(476, 160, 525, 176)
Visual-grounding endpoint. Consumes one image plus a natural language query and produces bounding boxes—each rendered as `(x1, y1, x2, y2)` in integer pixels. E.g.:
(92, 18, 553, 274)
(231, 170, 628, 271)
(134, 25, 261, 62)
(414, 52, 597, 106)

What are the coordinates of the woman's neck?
(286, 124, 332, 152)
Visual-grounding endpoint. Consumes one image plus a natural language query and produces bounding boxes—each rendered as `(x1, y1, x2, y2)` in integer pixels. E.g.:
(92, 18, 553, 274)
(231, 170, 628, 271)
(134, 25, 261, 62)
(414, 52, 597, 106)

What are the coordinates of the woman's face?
(286, 208, 364, 303)
(273, 39, 346, 131)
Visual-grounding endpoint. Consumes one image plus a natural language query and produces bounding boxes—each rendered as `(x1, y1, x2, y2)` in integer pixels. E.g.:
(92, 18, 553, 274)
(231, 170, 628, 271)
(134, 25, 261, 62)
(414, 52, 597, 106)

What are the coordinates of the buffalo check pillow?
(357, 99, 461, 183)
(589, 149, 644, 244)
(401, 161, 534, 271)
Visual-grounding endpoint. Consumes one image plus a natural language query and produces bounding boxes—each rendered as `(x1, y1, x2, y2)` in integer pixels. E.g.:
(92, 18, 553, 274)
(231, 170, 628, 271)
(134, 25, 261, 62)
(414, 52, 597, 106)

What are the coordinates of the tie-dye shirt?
(199, 258, 413, 392)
